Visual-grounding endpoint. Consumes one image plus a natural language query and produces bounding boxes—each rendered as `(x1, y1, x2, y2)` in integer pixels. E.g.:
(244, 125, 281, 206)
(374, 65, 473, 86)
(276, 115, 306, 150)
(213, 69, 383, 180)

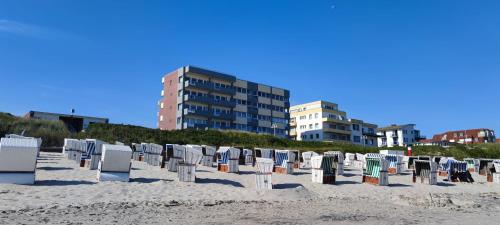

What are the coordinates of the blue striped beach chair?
(217, 147, 240, 173)
(274, 150, 295, 174)
(324, 151, 344, 175)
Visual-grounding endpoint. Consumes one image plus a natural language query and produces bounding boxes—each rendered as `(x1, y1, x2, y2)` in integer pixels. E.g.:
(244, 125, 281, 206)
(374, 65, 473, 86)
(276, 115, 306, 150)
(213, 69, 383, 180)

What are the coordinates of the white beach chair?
(301, 151, 319, 169)
(167, 144, 186, 172)
(178, 145, 204, 182)
(201, 145, 216, 167)
(97, 144, 132, 182)
(362, 157, 389, 186)
(255, 158, 274, 190)
(0, 138, 40, 184)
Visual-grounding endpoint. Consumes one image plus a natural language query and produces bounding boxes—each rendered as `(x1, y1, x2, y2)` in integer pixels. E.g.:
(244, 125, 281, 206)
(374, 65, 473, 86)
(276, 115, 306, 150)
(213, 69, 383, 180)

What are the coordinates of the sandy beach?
(0, 152, 499, 225)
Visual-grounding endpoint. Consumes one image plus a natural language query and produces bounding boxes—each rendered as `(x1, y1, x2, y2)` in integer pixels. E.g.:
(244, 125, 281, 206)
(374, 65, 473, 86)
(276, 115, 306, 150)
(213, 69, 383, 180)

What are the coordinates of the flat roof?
(377, 124, 416, 131)
(26, 111, 109, 121)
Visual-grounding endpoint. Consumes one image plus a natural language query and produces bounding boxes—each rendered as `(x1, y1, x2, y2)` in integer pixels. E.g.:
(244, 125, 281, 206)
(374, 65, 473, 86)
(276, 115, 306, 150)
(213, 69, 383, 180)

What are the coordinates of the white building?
(377, 124, 422, 147)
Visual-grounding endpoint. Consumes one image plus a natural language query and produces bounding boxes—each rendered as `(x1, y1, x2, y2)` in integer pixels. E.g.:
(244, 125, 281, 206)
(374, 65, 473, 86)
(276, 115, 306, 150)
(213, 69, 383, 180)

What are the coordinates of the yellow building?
(290, 100, 378, 146)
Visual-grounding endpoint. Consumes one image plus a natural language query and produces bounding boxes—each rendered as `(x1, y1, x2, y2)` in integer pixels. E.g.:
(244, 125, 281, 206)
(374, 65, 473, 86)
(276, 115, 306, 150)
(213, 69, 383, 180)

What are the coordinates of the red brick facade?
(158, 71, 179, 130)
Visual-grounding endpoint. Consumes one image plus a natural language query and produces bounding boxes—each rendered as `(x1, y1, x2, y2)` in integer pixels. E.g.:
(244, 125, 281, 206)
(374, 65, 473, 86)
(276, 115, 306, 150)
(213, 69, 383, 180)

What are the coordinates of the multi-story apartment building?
(377, 124, 422, 147)
(290, 100, 377, 144)
(430, 128, 496, 144)
(349, 119, 379, 147)
(158, 66, 290, 138)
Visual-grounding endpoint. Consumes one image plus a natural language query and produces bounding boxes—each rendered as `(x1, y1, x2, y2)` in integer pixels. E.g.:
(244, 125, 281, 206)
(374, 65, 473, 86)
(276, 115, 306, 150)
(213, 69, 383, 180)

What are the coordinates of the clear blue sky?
(1, 0, 499, 137)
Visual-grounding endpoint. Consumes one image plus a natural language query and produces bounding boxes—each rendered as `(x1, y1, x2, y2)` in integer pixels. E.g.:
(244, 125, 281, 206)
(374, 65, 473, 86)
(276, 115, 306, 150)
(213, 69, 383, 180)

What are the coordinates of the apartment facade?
(349, 119, 379, 147)
(377, 124, 422, 147)
(289, 101, 377, 145)
(430, 128, 496, 144)
(158, 66, 290, 138)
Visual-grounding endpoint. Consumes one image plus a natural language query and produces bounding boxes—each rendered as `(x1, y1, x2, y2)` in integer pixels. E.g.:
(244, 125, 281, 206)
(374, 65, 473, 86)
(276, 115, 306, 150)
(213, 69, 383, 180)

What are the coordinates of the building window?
(315, 113, 319, 119)
(316, 134, 320, 139)
(315, 123, 319, 129)
(309, 114, 312, 119)
(353, 124, 360, 131)
(310, 134, 313, 139)
(160, 115, 164, 121)
(353, 136, 361, 143)
(309, 124, 313, 129)
(160, 102, 164, 109)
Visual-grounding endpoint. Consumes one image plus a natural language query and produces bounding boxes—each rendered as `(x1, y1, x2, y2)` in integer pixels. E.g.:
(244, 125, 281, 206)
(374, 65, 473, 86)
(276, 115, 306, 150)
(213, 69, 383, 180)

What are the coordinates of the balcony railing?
(184, 95, 235, 108)
(184, 80, 235, 95)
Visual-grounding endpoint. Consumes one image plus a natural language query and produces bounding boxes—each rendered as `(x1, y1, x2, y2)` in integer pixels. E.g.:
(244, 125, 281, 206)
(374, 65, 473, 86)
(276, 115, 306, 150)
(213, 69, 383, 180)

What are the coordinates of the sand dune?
(0, 152, 499, 224)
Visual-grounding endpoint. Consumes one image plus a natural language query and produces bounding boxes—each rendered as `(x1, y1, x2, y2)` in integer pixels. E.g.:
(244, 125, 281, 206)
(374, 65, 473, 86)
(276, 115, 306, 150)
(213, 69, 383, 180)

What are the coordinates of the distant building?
(158, 66, 290, 138)
(24, 111, 109, 133)
(430, 129, 496, 144)
(349, 119, 379, 147)
(497, 139, 500, 143)
(377, 124, 423, 147)
(289, 100, 378, 146)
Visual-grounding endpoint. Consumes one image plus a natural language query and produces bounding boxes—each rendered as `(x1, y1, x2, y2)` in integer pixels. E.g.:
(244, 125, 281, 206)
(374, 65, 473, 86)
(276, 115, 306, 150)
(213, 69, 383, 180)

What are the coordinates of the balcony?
(184, 80, 236, 95)
(184, 95, 235, 108)
(391, 133, 398, 138)
(212, 111, 235, 120)
(184, 108, 211, 117)
(323, 127, 352, 135)
(322, 117, 351, 125)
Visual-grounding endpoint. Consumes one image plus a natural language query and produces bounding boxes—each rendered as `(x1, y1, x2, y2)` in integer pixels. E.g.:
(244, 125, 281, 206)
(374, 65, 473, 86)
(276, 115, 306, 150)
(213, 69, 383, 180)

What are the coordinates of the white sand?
(0, 152, 499, 224)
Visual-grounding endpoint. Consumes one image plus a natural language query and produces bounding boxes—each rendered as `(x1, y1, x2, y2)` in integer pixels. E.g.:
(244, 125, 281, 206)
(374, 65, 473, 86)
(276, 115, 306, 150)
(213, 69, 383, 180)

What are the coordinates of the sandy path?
(0, 152, 499, 224)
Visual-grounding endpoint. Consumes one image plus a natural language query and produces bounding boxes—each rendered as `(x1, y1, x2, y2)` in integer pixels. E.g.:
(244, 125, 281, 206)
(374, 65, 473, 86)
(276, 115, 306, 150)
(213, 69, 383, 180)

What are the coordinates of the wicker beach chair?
(217, 147, 240, 173)
(413, 160, 438, 185)
(301, 151, 319, 169)
(362, 157, 389, 186)
(0, 138, 40, 184)
(97, 144, 132, 182)
(274, 150, 295, 174)
(255, 158, 274, 190)
(311, 155, 336, 184)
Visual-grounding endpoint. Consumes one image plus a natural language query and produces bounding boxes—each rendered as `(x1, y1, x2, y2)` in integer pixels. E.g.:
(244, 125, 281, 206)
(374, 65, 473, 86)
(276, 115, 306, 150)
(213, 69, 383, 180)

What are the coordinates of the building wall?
(159, 70, 181, 130)
(158, 66, 290, 138)
(290, 101, 352, 143)
(377, 124, 418, 147)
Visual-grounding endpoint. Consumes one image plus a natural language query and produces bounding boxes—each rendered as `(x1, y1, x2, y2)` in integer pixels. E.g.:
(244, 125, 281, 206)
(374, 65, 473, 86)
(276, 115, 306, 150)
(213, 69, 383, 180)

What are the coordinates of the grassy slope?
(2, 112, 500, 159)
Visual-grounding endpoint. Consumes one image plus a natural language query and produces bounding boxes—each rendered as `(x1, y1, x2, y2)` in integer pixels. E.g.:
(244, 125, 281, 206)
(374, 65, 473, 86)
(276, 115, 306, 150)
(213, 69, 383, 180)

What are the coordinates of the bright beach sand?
(1, 152, 499, 225)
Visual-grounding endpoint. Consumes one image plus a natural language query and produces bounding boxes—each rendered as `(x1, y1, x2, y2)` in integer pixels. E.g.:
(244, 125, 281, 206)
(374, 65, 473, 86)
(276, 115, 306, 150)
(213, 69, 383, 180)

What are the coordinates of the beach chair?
(464, 158, 477, 172)
(81, 139, 105, 170)
(289, 150, 301, 169)
(311, 155, 336, 184)
(479, 159, 495, 176)
(217, 147, 240, 173)
(178, 145, 203, 182)
(407, 156, 418, 170)
(200, 145, 216, 167)
(167, 144, 185, 172)
(132, 143, 143, 161)
(149, 143, 163, 167)
(0, 138, 40, 184)
(442, 160, 471, 182)
(274, 150, 295, 174)
(255, 158, 274, 190)
(5, 134, 42, 157)
(243, 149, 254, 166)
(301, 151, 319, 169)
(491, 161, 500, 183)
(254, 148, 274, 159)
(413, 160, 438, 185)
(352, 153, 366, 170)
(325, 151, 344, 175)
(362, 157, 389, 186)
(97, 144, 132, 182)
(344, 153, 355, 167)
(73, 140, 87, 163)
(383, 154, 404, 174)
